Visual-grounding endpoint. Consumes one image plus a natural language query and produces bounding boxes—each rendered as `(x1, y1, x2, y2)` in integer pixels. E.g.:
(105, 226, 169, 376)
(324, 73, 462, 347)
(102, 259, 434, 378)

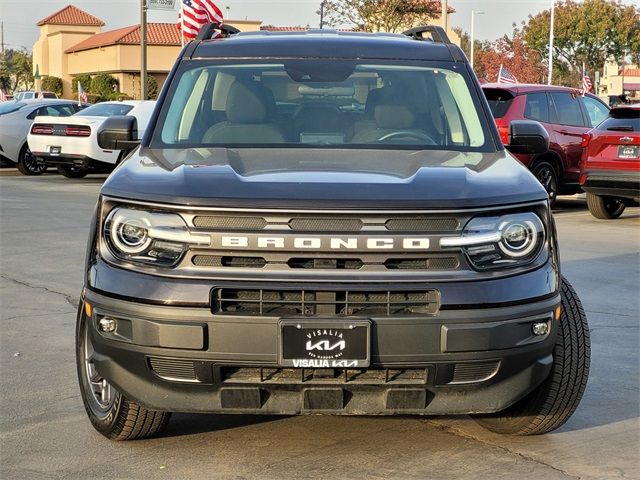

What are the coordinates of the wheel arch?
(529, 150, 564, 181)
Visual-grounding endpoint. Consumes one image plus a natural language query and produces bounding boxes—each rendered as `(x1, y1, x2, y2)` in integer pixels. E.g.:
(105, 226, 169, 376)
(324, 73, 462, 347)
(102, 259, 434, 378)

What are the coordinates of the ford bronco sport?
(76, 24, 590, 440)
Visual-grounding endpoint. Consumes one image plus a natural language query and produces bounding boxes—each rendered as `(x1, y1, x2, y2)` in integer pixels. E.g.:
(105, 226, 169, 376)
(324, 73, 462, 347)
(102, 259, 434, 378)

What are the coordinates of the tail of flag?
(497, 64, 518, 84)
(178, 0, 224, 42)
(0, 90, 7, 102)
(78, 82, 88, 104)
(581, 67, 592, 96)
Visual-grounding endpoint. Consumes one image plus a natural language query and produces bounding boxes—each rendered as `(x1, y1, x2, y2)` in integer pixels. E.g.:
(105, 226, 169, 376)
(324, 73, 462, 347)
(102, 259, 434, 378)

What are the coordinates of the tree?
(521, 0, 640, 82)
(90, 73, 118, 98)
(324, 0, 443, 33)
(474, 35, 546, 84)
(0, 49, 34, 93)
(72, 74, 93, 93)
(147, 75, 159, 100)
(41, 76, 63, 97)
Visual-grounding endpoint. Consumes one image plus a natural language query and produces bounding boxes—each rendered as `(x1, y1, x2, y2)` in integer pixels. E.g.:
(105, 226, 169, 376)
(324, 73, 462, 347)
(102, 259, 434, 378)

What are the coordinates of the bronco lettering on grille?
(217, 235, 431, 251)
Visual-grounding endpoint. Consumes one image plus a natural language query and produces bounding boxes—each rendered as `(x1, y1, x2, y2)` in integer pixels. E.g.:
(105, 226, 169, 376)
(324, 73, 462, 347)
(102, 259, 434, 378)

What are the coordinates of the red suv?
(580, 105, 640, 219)
(482, 84, 609, 206)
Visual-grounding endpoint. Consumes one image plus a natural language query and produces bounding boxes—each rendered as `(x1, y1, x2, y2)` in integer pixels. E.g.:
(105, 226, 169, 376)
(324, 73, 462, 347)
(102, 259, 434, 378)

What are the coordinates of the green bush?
(41, 76, 63, 97)
(72, 74, 92, 93)
(90, 73, 118, 98)
(85, 93, 103, 104)
(147, 75, 159, 100)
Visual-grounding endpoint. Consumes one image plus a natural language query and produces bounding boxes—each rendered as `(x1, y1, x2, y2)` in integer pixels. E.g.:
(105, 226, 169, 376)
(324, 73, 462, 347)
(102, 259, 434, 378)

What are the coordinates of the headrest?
(226, 82, 269, 123)
(374, 104, 416, 129)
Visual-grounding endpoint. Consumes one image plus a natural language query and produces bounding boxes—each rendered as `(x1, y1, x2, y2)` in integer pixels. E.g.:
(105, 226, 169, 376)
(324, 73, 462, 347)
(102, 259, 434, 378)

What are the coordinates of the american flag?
(0, 90, 7, 102)
(179, 0, 223, 41)
(497, 64, 518, 84)
(37, 91, 45, 99)
(581, 68, 592, 95)
(78, 82, 88, 104)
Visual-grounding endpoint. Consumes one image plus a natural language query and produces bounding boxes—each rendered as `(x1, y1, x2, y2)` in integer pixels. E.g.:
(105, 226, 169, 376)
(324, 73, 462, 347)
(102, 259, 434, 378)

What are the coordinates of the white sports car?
(28, 100, 156, 178)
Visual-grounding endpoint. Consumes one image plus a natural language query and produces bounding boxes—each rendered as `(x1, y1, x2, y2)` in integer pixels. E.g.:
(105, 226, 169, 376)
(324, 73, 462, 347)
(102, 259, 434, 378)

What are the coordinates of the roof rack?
(402, 25, 452, 44)
(196, 22, 241, 41)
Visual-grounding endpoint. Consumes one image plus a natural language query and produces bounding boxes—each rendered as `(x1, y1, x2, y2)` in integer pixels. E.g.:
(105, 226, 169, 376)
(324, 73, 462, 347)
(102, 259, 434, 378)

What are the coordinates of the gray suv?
(76, 24, 590, 440)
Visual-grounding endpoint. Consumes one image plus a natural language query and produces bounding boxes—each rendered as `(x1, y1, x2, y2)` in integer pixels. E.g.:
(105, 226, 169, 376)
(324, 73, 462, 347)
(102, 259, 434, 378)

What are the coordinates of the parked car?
(13, 91, 58, 101)
(482, 84, 609, 206)
(28, 100, 157, 178)
(75, 24, 590, 441)
(0, 99, 86, 175)
(580, 105, 640, 219)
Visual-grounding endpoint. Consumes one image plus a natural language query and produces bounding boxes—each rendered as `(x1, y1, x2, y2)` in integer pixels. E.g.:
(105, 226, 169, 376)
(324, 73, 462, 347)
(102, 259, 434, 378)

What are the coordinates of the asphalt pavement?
(1, 172, 638, 480)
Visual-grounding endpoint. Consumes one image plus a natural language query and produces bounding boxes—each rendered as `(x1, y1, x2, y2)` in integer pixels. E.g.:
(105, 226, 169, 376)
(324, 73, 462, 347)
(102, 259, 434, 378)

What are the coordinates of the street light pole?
(318, 1, 327, 29)
(141, 0, 148, 100)
(548, 0, 555, 85)
(470, 10, 484, 70)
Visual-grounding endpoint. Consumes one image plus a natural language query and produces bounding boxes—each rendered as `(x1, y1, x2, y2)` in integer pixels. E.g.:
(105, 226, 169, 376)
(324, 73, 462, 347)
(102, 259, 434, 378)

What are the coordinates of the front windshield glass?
(76, 103, 134, 117)
(0, 101, 26, 115)
(154, 60, 491, 151)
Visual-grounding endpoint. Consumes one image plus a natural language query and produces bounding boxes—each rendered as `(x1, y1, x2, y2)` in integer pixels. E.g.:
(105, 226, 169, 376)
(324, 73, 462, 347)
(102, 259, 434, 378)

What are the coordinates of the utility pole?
(441, 1, 448, 32)
(1, 22, 4, 55)
(140, 0, 148, 100)
(548, 0, 555, 85)
(318, 1, 327, 29)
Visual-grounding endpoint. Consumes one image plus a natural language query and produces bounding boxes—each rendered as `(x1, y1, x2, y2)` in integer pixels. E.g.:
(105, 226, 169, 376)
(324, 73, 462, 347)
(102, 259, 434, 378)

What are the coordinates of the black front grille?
(212, 288, 439, 316)
(192, 216, 267, 230)
(384, 257, 459, 270)
(287, 258, 364, 269)
(385, 217, 459, 231)
(289, 217, 364, 232)
(192, 255, 267, 268)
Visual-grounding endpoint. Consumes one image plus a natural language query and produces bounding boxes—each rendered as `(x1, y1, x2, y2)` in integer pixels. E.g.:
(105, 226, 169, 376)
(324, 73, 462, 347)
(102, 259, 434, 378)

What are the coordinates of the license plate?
(49, 146, 61, 155)
(618, 145, 639, 159)
(279, 320, 370, 368)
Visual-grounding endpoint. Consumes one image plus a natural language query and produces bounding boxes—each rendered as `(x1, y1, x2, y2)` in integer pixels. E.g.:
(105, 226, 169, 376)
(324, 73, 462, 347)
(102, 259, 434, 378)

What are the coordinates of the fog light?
(532, 322, 549, 336)
(98, 317, 117, 333)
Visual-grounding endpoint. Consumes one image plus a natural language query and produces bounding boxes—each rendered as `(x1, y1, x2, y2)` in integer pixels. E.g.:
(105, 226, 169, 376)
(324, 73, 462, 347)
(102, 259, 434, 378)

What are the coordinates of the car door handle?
(559, 129, 570, 134)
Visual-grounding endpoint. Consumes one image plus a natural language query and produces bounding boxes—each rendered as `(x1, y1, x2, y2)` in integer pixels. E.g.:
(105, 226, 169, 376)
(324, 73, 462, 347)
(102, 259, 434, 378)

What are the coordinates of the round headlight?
(108, 211, 153, 254)
(499, 219, 539, 257)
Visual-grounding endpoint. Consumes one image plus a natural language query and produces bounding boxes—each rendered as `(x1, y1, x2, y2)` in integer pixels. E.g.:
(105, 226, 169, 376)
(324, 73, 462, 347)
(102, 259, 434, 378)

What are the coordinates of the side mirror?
(97, 115, 139, 150)
(506, 120, 549, 155)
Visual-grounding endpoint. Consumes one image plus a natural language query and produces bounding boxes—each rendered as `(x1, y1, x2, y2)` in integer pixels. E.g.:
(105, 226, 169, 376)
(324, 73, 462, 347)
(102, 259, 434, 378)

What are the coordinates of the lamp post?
(470, 10, 484, 70)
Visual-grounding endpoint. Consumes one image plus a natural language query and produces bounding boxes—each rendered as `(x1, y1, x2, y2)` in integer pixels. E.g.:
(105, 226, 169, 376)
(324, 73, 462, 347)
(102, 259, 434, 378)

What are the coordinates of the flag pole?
(180, 0, 185, 47)
(141, 0, 148, 100)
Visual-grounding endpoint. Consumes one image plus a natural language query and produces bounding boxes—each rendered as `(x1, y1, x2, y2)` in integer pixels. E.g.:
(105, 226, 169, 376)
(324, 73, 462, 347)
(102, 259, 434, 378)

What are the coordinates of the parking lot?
(0, 172, 638, 480)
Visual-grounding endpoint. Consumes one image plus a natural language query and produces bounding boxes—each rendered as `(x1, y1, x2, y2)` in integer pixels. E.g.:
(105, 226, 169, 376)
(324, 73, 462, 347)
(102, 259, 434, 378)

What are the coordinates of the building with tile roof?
(32, 5, 262, 99)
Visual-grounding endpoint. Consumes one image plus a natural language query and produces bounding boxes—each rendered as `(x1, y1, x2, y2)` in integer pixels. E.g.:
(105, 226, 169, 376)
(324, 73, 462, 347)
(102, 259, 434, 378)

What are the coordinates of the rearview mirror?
(506, 120, 549, 155)
(97, 115, 139, 150)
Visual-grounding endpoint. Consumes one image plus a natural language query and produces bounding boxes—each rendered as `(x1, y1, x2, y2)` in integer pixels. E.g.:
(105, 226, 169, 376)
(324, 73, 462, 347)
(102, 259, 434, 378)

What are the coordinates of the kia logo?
(306, 339, 346, 352)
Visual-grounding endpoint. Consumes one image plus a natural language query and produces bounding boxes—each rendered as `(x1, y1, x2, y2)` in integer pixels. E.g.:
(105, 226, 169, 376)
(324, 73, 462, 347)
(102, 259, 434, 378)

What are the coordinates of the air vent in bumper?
(212, 288, 440, 316)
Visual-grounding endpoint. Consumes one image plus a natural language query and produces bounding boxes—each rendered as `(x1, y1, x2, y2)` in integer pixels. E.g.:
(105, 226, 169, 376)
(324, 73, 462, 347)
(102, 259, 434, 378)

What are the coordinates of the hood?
(101, 147, 548, 209)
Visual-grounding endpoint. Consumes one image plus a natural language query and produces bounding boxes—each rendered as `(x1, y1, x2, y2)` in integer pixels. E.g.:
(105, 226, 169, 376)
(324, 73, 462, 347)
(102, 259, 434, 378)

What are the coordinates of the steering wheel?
(377, 131, 438, 145)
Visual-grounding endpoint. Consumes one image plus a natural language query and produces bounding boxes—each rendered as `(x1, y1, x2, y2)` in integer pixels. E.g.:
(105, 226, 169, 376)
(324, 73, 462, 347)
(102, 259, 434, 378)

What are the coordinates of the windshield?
(76, 103, 135, 117)
(153, 60, 491, 152)
(0, 101, 26, 115)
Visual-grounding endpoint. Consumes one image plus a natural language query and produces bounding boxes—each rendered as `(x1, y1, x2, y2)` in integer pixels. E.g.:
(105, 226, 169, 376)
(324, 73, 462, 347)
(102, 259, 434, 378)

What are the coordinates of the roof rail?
(402, 25, 452, 44)
(196, 22, 241, 41)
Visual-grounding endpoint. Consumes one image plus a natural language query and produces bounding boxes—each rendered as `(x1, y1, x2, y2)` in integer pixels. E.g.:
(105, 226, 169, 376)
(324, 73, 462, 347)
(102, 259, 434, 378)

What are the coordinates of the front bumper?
(582, 169, 640, 200)
(84, 284, 560, 415)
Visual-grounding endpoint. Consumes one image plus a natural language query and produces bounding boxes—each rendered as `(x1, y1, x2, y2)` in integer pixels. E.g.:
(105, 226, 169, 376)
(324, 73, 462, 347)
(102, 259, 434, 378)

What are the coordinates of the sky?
(0, 0, 636, 51)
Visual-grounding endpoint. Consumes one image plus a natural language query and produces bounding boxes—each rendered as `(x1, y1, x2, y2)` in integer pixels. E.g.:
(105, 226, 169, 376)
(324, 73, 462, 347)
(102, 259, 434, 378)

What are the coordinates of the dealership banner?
(147, 0, 177, 11)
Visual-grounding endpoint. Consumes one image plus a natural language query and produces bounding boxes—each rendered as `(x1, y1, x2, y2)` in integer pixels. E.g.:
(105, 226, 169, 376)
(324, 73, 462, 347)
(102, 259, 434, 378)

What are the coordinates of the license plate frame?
(278, 319, 371, 368)
(49, 146, 61, 156)
(618, 145, 639, 159)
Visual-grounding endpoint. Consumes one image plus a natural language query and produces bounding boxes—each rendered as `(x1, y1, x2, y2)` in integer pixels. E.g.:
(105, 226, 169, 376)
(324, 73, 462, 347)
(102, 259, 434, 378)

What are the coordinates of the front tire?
(57, 165, 88, 178)
(532, 162, 559, 208)
(586, 193, 626, 219)
(76, 301, 171, 440)
(16, 144, 46, 175)
(472, 277, 590, 435)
